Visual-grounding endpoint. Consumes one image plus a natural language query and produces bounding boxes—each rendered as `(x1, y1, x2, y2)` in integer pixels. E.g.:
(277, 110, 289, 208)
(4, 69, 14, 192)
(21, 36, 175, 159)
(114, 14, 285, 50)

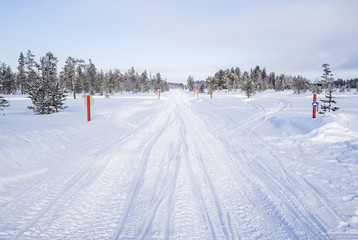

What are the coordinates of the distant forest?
(186, 66, 358, 97)
(1, 51, 357, 97)
(0, 50, 169, 96)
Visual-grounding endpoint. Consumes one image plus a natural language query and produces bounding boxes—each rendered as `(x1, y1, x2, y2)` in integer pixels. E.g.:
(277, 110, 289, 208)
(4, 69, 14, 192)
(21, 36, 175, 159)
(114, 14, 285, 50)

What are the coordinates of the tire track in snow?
(137, 111, 184, 239)
(236, 99, 342, 238)
(178, 94, 236, 239)
(195, 146, 231, 239)
(194, 95, 342, 238)
(113, 102, 179, 239)
(2, 100, 168, 239)
(190, 96, 308, 238)
(235, 100, 335, 238)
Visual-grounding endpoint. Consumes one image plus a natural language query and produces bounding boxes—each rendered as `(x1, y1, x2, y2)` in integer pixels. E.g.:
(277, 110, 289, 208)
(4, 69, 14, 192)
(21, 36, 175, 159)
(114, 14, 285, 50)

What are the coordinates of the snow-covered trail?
(1, 90, 357, 239)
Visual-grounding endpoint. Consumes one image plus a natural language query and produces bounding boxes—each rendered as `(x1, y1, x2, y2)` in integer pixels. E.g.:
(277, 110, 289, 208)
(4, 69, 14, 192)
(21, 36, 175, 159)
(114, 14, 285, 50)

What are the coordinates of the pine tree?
(225, 69, 235, 91)
(275, 74, 286, 91)
(51, 82, 67, 112)
(322, 63, 333, 90)
(86, 59, 97, 95)
(214, 70, 227, 90)
(27, 52, 67, 114)
(0, 95, 9, 113)
(17, 52, 26, 94)
(140, 71, 150, 93)
(319, 83, 339, 114)
(233, 67, 242, 89)
(24, 50, 38, 94)
(61, 57, 75, 94)
(242, 71, 255, 98)
(1, 65, 16, 94)
(187, 75, 194, 91)
(292, 75, 309, 94)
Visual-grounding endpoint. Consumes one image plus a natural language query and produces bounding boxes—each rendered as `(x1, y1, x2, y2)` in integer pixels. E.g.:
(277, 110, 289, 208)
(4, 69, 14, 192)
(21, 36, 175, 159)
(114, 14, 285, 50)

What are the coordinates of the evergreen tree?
(27, 52, 66, 114)
(187, 75, 194, 91)
(321, 63, 333, 90)
(215, 69, 227, 90)
(98, 70, 105, 96)
(268, 72, 276, 89)
(292, 75, 309, 94)
(233, 67, 242, 89)
(251, 66, 264, 91)
(60, 57, 85, 99)
(206, 76, 216, 98)
(225, 69, 235, 91)
(275, 74, 286, 91)
(162, 79, 169, 92)
(1, 65, 16, 94)
(0, 95, 9, 113)
(0, 63, 6, 93)
(17, 52, 26, 93)
(319, 83, 339, 114)
(76, 64, 86, 94)
(154, 72, 163, 92)
(24, 50, 38, 94)
(242, 71, 255, 98)
(133, 71, 141, 93)
(86, 59, 97, 95)
(51, 82, 67, 112)
(60, 57, 75, 94)
(114, 69, 124, 93)
(140, 71, 150, 93)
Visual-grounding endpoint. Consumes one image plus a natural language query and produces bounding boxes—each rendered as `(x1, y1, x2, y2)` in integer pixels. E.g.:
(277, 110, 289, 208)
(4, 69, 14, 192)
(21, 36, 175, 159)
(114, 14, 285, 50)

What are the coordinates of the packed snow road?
(0, 90, 357, 239)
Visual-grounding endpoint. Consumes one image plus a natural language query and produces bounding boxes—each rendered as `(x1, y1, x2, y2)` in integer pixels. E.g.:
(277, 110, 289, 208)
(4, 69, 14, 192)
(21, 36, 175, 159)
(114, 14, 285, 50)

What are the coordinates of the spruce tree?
(319, 83, 339, 114)
(24, 50, 37, 94)
(17, 52, 26, 94)
(0, 95, 9, 113)
(140, 71, 150, 93)
(214, 70, 227, 90)
(51, 82, 67, 112)
(322, 63, 333, 90)
(187, 75, 194, 91)
(242, 71, 255, 98)
(1, 65, 16, 94)
(155, 73, 162, 92)
(27, 52, 67, 114)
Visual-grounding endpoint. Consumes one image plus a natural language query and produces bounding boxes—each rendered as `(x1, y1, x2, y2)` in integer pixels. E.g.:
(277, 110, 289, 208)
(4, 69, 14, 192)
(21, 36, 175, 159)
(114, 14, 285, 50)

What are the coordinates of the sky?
(1, 0, 358, 83)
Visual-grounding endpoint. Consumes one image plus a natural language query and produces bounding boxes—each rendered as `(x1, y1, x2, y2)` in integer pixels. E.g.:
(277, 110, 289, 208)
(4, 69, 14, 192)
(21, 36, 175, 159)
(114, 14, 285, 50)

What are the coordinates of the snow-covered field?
(1, 89, 358, 239)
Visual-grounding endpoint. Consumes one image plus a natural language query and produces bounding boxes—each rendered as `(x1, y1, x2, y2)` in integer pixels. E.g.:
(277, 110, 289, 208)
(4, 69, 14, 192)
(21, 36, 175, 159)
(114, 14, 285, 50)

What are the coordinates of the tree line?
(0, 50, 169, 114)
(188, 66, 311, 98)
(187, 66, 358, 98)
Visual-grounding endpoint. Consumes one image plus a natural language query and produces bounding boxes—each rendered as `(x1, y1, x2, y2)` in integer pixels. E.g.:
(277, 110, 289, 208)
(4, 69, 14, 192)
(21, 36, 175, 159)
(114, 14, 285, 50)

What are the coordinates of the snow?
(0, 89, 358, 239)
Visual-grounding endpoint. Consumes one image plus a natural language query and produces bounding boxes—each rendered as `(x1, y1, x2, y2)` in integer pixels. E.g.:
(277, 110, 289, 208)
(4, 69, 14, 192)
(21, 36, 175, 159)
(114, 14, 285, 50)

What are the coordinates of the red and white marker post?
(87, 95, 91, 121)
(158, 89, 161, 99)
(84, 94, 94, 122)
(312, 93, 318, 119)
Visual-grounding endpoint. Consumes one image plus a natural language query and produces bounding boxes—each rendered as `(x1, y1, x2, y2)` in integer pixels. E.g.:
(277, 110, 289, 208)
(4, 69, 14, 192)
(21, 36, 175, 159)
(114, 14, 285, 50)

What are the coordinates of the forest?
(0, 51, 169, 114)
(0, 51, 169, 96)
(187, 66, 358, 98)
(1, 51, 357, 113)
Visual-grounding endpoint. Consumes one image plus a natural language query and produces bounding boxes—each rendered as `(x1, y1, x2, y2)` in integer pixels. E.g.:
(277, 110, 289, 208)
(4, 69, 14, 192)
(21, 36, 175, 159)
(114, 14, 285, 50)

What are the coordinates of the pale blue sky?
(1, 0, 358, 83)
